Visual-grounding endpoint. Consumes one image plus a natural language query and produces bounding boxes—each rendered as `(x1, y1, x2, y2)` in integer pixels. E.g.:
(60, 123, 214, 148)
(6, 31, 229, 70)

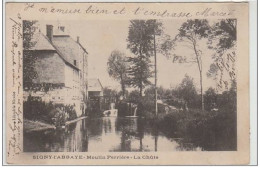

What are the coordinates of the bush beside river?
(155, 108, 236, 151)
(125, 81, 237, 151)
(24, 96, 78, 129)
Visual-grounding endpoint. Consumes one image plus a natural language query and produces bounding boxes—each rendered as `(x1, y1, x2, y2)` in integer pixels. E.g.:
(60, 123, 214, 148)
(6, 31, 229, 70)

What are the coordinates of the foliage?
(107, 50, 129, 97)
(24, 96, 77, 126)
(207, 63, 219, 79)
(127, 20, 163, 96)
(127, 20, 163, 57)
(179, 19, 210, 39)
(156, 84, 237, 151)
(23, 20, 38, 87)
(103, 87, 119, 98)
(207, 19, 237, 79)
(127, 90, 139, 102)
(127, 56, 153, 96)
(208, 19, 237, 53)
(217, 86, 237, 113)
(204, 87, 218, 111)
(175, 75, 199, 109)
(158, 107, 236, 151)
(161, 19, 211, 110)
(145, 86, 172, 100)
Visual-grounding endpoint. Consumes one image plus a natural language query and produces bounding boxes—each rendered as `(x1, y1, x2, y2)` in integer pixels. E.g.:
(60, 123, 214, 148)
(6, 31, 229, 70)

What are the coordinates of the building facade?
(24, 24, 88, 116)
(88, 78, 103, 98)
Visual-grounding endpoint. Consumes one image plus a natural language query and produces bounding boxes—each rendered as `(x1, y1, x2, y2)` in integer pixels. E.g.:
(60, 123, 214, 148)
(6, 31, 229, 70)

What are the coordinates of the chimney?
(46, 25, 53, 42)
(77, 36, 80, 43)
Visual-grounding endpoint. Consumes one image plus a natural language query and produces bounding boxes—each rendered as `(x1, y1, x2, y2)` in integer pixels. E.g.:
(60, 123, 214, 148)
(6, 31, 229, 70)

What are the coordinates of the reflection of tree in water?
(24, 127, 69, 152)
(24, 130, 61, 152)
(86, 118, 103, 136)
(120, 128, 131, 151)
(137, 119, 145, 151)
(44, 129, 66, 152)
(115, 118, 133, 151)
(81, 119, 89, 152)
(114, 118, 148, 151)
(63, 120, 89, 152)
(149, 121, 159, 152)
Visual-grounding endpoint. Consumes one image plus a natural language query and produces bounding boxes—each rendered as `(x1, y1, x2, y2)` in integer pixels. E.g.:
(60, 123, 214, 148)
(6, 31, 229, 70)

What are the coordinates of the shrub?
(157, 109, 236, 151)
(24, 97, 78, 126)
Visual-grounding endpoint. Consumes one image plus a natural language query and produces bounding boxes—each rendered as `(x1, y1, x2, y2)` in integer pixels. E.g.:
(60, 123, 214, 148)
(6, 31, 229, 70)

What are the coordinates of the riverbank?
(144, 108, 237, 151)
(65, 116, 88, 125)
(24, 119, 56, 133)
(24, 116, 88, 133)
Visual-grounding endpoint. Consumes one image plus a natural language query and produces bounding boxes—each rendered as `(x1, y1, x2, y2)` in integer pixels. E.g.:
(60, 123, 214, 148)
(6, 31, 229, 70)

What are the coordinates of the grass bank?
(143, 108, 236, 151)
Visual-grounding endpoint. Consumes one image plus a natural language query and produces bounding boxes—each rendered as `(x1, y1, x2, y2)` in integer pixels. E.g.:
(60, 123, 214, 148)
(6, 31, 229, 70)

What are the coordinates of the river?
(24, 117, 201, 152)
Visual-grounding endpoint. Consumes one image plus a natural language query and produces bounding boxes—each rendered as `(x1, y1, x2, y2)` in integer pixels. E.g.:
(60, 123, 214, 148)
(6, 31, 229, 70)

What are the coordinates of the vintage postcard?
(4, 1, 250, 165)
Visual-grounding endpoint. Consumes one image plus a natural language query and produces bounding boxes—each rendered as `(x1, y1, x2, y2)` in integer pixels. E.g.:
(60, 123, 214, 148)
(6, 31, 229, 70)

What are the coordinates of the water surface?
(24, 117, 200, 152)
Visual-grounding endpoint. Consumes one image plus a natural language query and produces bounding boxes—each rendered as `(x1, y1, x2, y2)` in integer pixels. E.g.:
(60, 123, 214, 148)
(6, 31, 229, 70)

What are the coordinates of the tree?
(208, 19, 236, 54)
(23, 20, 38, 88)
(161, 19, 210, 110)
(127, 20, 163, 97)
(103, 87, 118, 98)
(107, 50, 129, 97)
(204, 87, 218, 111)
(127, 56, 152, 97)
(176, 75, 198, 109)
(207, 19, 237, 87)
(128, 90, 141, 104)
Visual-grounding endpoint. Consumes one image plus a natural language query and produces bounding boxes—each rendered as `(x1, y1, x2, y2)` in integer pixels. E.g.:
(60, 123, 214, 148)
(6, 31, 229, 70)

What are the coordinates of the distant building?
(87, 78, 104, 114)
(24, 24, 88, 116)
(88, 78, 103, 98)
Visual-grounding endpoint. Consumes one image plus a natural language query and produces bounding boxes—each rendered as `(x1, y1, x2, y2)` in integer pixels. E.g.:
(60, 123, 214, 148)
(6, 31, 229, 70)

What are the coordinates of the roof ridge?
(55, 34, 88, 54)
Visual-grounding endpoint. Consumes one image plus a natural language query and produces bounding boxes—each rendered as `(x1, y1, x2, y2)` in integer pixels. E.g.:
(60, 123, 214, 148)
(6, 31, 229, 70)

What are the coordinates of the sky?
(38, 20, 218, 92)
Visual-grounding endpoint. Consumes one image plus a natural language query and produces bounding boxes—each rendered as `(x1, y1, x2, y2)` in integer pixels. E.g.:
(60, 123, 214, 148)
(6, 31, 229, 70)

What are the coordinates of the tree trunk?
(140, 84, 143, 97)
(200, 70, 204, 111)
(154, 34, 158, 117)
(191, 38, 204, 111)
(121, 81, 125, 98)
(139, 43, 143, 97)
(120, 75, 125, 98)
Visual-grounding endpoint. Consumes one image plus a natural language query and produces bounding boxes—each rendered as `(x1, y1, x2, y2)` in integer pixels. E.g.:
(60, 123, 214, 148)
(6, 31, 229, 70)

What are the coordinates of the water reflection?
(24, 117, 198, 152)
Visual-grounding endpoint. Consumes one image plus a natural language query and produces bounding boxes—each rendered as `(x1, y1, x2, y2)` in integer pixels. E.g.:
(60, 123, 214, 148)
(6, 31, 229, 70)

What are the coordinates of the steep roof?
(52, 36, 82, 69)
(88, 78, 103, 92)
(28, 32, 89, 71)
(29, 32, 55, 50)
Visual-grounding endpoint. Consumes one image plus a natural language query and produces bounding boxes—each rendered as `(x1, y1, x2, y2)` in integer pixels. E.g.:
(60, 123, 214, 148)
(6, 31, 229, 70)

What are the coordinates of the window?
(74, 60, 77, 66)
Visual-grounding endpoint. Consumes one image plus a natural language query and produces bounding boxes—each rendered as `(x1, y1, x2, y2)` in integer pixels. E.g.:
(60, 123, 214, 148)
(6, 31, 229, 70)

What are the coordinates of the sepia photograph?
(22, 19, 237, 152)
(4, 2, 251, 165)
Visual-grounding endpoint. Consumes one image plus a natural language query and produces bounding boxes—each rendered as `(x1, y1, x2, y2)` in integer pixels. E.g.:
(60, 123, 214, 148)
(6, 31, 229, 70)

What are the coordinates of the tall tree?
(207, 19, 237, 87)
(127, 56, 152, 97)
(161, 19, 210, 110)
(127, 20, 163, 97)
(23, 20, 38, 88)
(107, 50, 129, 97)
